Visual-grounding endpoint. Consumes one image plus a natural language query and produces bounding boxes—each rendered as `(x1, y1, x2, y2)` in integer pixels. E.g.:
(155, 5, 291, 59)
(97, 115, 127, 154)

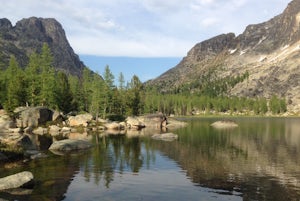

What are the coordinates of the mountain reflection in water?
(0, 117, 299, 201)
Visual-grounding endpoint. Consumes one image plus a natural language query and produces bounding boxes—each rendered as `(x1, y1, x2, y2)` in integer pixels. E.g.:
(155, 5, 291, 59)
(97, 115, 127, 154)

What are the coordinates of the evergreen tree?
(279, 98, 287, 113)
(68, 75, 84, 112)
(118, 72, 125, 90)
(82, 67, 93, 112)
(4, 56, 26, 112)
(103, 65, 115, 116)
(126, 75, 143, 116)
(118, 72, 126, 115)
(39, 44, 56, 108)
(25, 52, 41, 106)
(270, 95, 281, 114)
(259, 98, 268, 114)
(56, 71, 73, 113)
(90, 73, 104, 120)
(104, 65, 115, 89)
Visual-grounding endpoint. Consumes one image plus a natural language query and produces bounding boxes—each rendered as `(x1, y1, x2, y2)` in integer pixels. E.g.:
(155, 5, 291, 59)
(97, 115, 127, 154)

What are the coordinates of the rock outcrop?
(126, 113, 167, 129)
(15, 107, 53, 128)
(68, 114, 93, 127)
(0, 17, 85, 76)
(146, 0, 300, 113)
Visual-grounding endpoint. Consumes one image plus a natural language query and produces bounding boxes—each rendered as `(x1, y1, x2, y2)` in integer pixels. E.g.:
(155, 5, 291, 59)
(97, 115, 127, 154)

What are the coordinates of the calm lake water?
(1, 117, 300, 201)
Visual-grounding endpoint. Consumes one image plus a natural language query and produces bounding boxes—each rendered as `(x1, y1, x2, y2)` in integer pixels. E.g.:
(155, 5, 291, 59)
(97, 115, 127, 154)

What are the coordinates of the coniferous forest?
(0, 44, 287, 118)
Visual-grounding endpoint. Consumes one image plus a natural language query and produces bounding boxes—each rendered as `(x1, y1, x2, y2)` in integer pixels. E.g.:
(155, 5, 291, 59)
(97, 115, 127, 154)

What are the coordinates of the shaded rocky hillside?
(0, 17, 85, 76)
(146, 0, 300, 113)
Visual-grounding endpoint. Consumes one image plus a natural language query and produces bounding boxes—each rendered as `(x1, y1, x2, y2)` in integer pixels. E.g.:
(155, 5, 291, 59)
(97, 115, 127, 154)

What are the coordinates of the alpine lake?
(1, 117, 300, 201)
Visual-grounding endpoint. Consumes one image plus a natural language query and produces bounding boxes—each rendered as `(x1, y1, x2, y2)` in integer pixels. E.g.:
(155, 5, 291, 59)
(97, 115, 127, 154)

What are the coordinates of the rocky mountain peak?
(0, 17, 85, 76)
(187, 33, 237, 62)
(147, 0, 300, 113)
(0, 18, 12, 30)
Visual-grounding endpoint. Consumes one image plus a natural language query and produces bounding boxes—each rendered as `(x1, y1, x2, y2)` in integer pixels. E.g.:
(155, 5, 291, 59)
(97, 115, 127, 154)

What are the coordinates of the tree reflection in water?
(80, 134, 155, 188)
(153, 117, 300, 201)
(1, 117, 300, 201)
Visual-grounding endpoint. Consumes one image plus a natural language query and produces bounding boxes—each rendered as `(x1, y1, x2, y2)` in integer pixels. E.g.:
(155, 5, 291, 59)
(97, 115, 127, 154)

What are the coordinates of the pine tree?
(118, 72, 126, 115)
(39, 44, 56, 108)
(103, 65, 115, 116)
(68, 75, 84, 112)
(25, 52, 41, 106)
(4, 56, 26, 112)
(270, 95, 281, 114)
(56, 71, 73, 113)
(126, 75, 143, 116)
(82, 67, 93, 112)
(90, 73, 104, 119)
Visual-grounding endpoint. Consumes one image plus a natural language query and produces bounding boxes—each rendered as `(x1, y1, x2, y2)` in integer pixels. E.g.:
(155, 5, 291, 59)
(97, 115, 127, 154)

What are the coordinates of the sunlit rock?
(68, 114, 93, 127)
(0, 171, 34, 190)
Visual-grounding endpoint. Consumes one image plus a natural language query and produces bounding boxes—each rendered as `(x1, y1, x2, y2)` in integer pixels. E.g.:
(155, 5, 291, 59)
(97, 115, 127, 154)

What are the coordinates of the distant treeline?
(0, 44, 287, 118)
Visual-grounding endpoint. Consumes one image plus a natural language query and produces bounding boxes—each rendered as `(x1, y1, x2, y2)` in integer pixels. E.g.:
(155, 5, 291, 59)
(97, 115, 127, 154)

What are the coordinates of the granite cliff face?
(147, 0, 300, 112)
(0, 17, 84, 76)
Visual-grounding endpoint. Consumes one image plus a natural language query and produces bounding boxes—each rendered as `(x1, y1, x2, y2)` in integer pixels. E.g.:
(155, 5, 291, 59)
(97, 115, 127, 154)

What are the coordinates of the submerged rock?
(211, 120, 238, 129)
(151, 133, 178, 141)
(0, 171, 34, 190)
(48, 139, 93, 152)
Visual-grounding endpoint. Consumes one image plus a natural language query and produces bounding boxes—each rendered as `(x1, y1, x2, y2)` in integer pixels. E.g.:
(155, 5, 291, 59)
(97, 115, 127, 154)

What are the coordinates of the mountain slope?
(146, 0, 300, 112)
(0, 17, 85, 76)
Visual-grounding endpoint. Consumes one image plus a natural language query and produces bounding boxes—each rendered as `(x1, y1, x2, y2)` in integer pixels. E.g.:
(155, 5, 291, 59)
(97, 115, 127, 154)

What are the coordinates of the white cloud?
(201, 18, 220, 27)
(0, 0, 291, 57)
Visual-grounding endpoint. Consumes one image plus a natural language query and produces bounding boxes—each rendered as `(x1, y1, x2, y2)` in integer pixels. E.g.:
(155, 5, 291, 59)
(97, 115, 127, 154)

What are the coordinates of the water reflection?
(81, 135, 152, 188)
(154, 117, 300, 200)
(1, 118, 300, 201)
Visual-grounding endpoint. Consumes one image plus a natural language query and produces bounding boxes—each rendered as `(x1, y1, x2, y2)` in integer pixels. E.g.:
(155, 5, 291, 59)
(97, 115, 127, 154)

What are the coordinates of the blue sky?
(0, 0, 291, 81)
(80, 56, 181, 82)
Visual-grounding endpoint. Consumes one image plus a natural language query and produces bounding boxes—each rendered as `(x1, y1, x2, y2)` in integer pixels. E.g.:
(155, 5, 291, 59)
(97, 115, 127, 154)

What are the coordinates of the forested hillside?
(0, 44, 287, 117)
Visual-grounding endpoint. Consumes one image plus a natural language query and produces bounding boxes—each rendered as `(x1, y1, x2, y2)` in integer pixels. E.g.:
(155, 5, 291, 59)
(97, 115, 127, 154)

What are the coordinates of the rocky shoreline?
(0, 106, 186, 162)
(0, 106, 188, 191)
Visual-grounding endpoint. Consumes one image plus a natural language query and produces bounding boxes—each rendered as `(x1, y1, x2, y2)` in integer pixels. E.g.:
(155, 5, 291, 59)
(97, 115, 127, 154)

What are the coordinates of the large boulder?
(68, 114, 93, 127)
(104, 122, 124, 130)
(0, 110, 15, 131)
(125, 117, 145, 130)
(127, 113, 167, 130)
(49, 125, 61, 136)
(0, 171, 34, 190)
(15, 107, 53, 128)
(32, 127, 48, 135)
(49, 139, 93, 152)
(0, 133, 34, 150)
(142, 113, 168, 128)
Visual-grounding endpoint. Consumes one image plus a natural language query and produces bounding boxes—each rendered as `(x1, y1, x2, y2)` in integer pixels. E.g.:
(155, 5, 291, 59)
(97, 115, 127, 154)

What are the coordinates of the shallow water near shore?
(1, 117, 300, 201)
